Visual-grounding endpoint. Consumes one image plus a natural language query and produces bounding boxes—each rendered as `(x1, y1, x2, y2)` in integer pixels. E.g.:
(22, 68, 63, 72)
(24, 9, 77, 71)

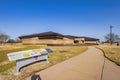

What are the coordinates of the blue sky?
(0, 0, 120, 41)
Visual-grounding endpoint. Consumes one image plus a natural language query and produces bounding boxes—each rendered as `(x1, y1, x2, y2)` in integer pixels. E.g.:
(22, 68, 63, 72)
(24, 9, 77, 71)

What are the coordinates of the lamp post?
(110, 25, 113, 45)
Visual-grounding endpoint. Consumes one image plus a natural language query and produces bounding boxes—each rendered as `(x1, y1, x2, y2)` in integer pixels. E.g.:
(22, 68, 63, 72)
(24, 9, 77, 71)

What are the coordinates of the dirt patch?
(59, 50, 70, 53)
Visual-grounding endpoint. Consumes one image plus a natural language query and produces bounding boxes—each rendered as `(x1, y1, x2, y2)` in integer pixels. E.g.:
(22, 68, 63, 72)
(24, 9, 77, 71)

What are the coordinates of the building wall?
(21, 37, 74, 45)
(21, 37, 39, 44)
(75, 38, 85, 44)
(21, 37, 98, 45)
(63, 37, 74, 44)
(84, 41, 98, 44)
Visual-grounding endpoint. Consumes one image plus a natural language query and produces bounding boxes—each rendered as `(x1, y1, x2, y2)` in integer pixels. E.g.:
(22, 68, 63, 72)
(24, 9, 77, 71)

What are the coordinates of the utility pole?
(110, 25, 113, 45)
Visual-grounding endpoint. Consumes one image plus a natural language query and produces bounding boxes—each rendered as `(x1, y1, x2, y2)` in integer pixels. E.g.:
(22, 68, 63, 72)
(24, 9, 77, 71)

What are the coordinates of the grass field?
(0, 45, 87, 80)
(98, 46, 120, 66)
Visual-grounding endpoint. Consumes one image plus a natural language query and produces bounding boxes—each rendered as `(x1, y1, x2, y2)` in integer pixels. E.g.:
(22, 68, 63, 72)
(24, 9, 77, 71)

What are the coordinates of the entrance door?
(74, 40, 79, 44)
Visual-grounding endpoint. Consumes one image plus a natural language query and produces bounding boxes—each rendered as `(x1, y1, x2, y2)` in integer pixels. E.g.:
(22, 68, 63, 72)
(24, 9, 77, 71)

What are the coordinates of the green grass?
(98, 46, 120, 66)
(0, 62, 16, 72)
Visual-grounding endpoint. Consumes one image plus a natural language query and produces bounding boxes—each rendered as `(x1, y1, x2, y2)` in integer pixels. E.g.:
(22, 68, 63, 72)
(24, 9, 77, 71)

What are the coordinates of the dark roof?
(78, 36, 99, 41)
(65, 35, 99, 41)
(19, 31, 66, 39)
(65, 35, 79, 38)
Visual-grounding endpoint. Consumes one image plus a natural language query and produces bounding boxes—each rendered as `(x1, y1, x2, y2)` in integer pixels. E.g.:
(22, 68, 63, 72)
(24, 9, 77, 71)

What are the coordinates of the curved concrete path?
(26, 46, 120, 80)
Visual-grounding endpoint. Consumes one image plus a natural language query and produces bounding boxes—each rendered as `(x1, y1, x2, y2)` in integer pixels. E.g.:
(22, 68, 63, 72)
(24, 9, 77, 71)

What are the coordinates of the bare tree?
(0, 32, 10, 43)
(15, 38, 21, 43)
(105, 33, 120, 42)
(7, 39, 16, 43)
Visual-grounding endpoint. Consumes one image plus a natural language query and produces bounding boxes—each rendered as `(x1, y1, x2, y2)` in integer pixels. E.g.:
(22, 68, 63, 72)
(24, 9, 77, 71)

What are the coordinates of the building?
(19, 31, 99, 45)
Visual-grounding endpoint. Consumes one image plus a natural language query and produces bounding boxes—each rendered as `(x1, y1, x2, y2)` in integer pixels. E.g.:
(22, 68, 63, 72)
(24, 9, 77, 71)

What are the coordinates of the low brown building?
(19, 31, 99, 45)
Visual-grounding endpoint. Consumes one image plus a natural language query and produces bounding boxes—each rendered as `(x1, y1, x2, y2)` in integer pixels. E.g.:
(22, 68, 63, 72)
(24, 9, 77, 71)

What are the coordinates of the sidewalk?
(102, 58, 120, 80)
(26, 46, 120, 80)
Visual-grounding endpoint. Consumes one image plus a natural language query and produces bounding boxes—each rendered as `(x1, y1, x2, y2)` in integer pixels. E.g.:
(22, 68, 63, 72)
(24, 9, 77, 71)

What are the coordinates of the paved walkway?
(26, 46, 120, 80)
(102, 58, 120, 80)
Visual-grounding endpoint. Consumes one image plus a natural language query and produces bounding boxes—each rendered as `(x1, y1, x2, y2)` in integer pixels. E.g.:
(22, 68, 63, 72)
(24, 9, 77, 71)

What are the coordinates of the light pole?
(110, 25, 113, 45)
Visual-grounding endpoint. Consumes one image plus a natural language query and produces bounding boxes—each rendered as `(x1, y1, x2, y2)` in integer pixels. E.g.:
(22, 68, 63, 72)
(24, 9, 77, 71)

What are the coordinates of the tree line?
(0, 32, 21, 44)
(105, 33, 120, 42)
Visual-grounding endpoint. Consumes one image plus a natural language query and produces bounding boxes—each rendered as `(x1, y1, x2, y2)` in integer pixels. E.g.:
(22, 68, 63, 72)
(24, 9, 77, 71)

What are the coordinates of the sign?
(7, 48, 52, 75)
(34, 56, 38, 61)
(7, 49, 49, 61)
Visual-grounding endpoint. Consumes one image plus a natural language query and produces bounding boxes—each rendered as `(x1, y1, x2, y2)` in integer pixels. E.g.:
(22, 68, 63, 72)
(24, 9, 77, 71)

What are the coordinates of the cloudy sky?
(0, 0, 120, 41)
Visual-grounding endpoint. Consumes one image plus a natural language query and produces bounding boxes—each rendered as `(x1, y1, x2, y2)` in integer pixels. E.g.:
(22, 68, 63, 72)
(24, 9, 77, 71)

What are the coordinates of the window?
(74, 40, 79, 44)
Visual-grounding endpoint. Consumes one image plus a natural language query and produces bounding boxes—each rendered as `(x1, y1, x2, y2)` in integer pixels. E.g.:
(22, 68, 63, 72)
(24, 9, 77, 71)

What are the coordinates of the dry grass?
(0, 45, 25, 51)
(0, 45, 87, 80)
(98, 46, 120, 66)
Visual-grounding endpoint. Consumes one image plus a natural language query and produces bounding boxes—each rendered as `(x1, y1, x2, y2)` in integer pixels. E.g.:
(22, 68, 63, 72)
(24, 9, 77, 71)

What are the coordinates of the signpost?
(7, 48, 52, 75)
